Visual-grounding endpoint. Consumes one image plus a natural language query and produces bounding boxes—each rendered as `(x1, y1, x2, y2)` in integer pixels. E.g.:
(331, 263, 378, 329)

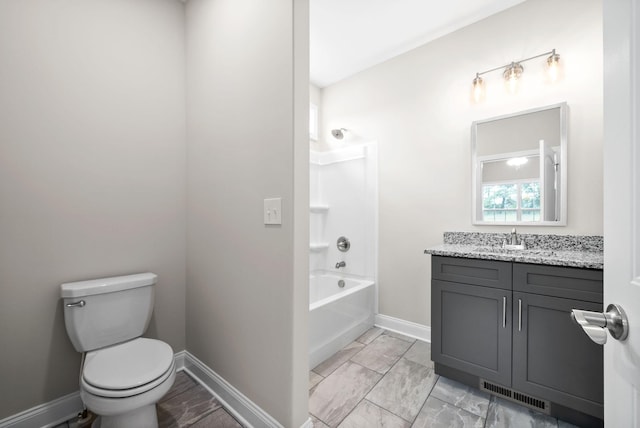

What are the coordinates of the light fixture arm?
(474, 49, 557, 78)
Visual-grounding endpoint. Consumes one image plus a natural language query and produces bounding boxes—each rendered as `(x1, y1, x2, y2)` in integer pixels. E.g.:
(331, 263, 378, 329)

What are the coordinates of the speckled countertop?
(424, 232, 603, 270)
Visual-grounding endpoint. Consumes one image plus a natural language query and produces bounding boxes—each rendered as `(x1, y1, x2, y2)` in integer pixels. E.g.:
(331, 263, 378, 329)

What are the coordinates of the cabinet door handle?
(503, 296, 507, 328)
(518, 299, 522, 331)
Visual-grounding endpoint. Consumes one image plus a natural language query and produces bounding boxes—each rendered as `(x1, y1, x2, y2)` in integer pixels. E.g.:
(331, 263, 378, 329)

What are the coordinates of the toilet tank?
(61, 273, 157, 352)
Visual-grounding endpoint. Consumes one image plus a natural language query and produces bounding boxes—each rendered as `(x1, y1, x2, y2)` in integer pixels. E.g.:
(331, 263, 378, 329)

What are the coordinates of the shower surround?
(309, 143, 378, 367)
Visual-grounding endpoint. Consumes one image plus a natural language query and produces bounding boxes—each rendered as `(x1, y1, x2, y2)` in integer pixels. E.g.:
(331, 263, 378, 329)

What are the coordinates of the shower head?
(331, 128, 347, 140)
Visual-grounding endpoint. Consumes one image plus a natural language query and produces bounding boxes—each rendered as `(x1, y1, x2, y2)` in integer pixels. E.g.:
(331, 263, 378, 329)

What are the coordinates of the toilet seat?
(82, 338, 174, 398)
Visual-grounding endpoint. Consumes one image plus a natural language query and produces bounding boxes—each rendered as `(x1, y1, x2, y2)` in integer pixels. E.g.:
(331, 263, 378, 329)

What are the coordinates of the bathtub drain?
(338, 280, 345, 288)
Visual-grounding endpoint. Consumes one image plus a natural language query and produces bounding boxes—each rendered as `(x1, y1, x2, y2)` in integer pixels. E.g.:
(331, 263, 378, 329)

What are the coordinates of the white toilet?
(61, 273, 176, 428)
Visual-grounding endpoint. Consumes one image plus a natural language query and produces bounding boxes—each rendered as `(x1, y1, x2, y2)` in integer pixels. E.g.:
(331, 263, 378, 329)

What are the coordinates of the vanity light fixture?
(471, 49, 561, 102)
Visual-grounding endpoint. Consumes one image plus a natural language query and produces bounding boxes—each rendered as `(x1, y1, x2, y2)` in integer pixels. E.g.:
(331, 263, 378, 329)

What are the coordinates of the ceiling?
(310, 0, 526, 88)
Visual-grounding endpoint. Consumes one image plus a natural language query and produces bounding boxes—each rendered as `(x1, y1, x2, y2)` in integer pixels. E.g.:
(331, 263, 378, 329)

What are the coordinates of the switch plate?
(264, 198, 282, 225)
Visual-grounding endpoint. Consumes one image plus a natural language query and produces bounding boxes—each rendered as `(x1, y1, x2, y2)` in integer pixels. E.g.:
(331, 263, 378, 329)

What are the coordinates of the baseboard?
(182, 351, 285, 428)
(174, 349, 187, 371)
(374, 313, 431, 342)
(0, 391, 82, 428)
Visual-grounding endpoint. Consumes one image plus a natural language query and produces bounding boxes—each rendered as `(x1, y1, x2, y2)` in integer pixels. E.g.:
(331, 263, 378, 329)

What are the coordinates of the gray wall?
(0, 0, 187, 419)
(320, 0, 603, 326)
(185, 0, 309, 426)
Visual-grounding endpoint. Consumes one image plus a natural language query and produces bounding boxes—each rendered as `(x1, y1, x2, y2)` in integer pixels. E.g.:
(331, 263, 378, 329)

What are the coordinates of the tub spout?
(335, 261, 346, 269)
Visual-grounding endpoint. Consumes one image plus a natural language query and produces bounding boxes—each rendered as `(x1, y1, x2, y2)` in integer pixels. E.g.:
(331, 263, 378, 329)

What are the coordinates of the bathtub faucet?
(335, 261, 346, 269)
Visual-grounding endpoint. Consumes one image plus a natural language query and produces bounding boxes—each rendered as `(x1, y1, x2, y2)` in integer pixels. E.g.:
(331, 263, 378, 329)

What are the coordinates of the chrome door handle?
(65, 300, 85, 308)
(571, 304, 629, 345)
(518, 299, 522, 331)
(502, 296, 507, 328)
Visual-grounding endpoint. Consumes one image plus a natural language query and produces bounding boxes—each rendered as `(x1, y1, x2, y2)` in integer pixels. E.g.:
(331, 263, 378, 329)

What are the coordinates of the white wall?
(310, 83, 323, 147)
(0, 0, 187, 419)
(0, 0, 310, 424)
(185, 0, 309, 426)
(320, 0, 603, 326)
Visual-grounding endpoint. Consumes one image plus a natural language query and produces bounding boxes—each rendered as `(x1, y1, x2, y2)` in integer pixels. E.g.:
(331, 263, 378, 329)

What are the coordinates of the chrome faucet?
(335, 261, 346, 269)
(502, 228, 525, 249)
(510, 227, 519, 245)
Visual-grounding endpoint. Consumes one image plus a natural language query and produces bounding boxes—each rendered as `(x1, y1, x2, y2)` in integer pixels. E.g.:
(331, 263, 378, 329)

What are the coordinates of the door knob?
(571, 304, 629, 345)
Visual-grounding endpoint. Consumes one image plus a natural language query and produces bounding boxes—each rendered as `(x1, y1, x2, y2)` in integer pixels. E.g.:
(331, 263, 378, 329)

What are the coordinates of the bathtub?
(309, 273, 375, 368)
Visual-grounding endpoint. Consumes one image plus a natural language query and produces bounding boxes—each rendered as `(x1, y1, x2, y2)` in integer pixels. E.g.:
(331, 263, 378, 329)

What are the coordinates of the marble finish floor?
(157, 371, 242, 428)
(309, 327, 581, 428)
(55, 371, 242, 428)
(54, 329, 584, 428)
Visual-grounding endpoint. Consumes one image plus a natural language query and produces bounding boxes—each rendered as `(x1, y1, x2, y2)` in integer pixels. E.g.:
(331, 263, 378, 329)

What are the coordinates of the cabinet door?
(432, 279, 512, 386)
(513, 292, 603, 419)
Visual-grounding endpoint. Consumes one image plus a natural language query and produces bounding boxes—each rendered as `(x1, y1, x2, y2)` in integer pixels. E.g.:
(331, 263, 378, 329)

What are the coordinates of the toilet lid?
(83, 338, 174, 390)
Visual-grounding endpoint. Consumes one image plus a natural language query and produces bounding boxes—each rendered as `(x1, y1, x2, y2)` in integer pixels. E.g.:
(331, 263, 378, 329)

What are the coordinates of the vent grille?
(480, 379, 550, 415)
(482, 381, 512, 398)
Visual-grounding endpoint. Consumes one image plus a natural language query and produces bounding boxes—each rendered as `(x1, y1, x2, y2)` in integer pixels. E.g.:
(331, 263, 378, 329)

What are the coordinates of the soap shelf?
(310, 243, 330, 251)
(310, 205, 329, 213)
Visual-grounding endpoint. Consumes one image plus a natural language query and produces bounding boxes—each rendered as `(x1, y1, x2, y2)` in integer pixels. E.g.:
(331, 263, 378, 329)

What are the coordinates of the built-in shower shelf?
(310, 243, 330, 251)
(310, 205, 329, 213)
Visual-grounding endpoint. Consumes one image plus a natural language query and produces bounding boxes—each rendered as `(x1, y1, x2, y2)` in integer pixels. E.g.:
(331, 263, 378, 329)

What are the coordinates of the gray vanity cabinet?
(512, 263, 604, 419)
(431, 256, 604, 425)
(431, 256, 513, 386)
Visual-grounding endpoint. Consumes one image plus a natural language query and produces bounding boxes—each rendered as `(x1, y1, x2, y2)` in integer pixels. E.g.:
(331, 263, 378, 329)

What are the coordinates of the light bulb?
(506, 74, 518, 94)
(547, 50, 561, 82)
(472, 74, 484, 103)
(503, 62, 523, 94)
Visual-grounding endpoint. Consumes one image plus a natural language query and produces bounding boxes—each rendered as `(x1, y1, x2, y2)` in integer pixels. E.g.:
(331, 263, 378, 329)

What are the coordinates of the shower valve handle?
(337, 236, 351, 252)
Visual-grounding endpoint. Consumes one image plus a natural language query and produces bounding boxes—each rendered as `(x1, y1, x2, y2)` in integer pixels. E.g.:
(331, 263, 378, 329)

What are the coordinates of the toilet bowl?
(61, 273, 175, 428)
(80, 338, 176, 428)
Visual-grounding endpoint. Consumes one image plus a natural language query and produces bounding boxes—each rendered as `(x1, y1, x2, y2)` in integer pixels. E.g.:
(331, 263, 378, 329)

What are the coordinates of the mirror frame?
(471, 102, 568, 226)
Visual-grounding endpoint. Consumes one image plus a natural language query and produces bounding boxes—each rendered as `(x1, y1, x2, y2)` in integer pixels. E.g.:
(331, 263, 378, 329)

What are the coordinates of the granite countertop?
(424, 232, 603, 270)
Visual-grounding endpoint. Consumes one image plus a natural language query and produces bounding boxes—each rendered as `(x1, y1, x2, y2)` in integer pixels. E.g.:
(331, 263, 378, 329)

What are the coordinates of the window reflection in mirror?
(472, 103, 567, 226)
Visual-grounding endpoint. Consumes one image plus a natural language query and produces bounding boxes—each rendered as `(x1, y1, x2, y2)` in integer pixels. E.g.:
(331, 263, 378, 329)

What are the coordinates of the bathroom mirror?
(472, 102, 567, 226)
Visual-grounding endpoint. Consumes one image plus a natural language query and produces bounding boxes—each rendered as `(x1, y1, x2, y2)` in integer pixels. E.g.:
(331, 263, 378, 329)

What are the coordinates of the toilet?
(61, 273, 176, 428)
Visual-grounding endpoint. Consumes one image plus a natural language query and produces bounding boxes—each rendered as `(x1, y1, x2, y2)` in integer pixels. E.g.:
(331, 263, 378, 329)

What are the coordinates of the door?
(431, 279, 512, 386)
(513, 292, 603, 419)
(603, 0, 640, 425)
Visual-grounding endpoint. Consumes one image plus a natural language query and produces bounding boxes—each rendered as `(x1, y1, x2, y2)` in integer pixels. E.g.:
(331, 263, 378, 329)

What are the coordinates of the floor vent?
(480, 379, 551, 415)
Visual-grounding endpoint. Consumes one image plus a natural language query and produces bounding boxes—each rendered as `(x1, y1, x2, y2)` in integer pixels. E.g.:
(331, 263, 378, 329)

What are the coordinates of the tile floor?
(309, 327, 581, 428)
(55, 328, 583, 428)
(55, 371, 242, 428)
(156, 372, 242, 428)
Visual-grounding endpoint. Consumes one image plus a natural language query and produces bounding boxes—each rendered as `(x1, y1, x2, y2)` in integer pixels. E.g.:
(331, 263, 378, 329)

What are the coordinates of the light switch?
(264, 197, 282, 225)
